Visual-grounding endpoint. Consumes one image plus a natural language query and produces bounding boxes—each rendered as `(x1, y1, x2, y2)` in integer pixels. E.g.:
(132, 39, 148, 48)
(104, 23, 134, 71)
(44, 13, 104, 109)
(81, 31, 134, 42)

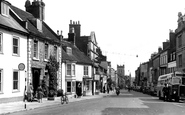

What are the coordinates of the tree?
(46, 55, 59, 100)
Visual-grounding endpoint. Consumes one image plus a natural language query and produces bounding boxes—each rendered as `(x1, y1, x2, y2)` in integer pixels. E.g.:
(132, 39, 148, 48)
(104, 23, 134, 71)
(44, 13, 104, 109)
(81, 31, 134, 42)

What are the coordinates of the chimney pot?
(78, 21, 80, 24)
(70, 20, 72, 24)
(73, 21, 75, 24)
(60, 30, 63, 36)
(57, 30, 59, 35)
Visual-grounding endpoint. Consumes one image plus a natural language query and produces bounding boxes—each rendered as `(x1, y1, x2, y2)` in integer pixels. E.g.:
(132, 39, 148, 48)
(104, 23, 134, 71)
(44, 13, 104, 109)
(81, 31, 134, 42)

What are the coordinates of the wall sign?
(18, 63, 25, 71)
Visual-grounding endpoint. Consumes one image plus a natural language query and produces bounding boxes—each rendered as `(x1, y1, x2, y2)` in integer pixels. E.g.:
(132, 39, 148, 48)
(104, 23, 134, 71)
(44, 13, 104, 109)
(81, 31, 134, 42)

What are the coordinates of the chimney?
(69, 20, 81, 39)
(158, 47, 162, 53)
(25, 0, 45, 21)
(68, 27, 75, 46)
(60, 30, 63, 41)
(57, 30, 59, 35)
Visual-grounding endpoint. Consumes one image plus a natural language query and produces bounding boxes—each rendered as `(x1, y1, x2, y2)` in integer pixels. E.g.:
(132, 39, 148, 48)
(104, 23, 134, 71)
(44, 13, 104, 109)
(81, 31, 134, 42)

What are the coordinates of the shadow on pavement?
(101, 107, 163, 115)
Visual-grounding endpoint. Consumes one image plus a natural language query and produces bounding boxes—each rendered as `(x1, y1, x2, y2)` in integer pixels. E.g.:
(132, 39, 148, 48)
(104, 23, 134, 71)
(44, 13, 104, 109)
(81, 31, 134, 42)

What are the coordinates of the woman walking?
(27, 83, 33, 102)
(37, 85, 43, 103)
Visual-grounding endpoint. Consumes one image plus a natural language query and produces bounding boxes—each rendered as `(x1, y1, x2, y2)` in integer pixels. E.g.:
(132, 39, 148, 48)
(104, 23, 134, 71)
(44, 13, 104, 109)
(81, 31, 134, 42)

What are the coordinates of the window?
(66, 47, 72, 55)
(13, 70, 19, 91)
(178, 35, 182, 48)
(33, 40, 39, 59)
(44, 43, 49, 60)
(173, 52, 176, 61)
(66, 64, 75, 76)
(13, 37, 19, 55)
(67, 64, 71, 75)
(179, 54, 182, 67)
(0, 33, 2, 53)
(1, 2, 9, 16)
(84, 66, 89, 76)
(54, 46, 57, 59)
(72, 64, 75, 76)
(86, 81, 90, 90)
(0, 69, 3, 93)
(72, 82, 75, 92)
(67, 82, 71, 92)
(36, 19, 42, 32)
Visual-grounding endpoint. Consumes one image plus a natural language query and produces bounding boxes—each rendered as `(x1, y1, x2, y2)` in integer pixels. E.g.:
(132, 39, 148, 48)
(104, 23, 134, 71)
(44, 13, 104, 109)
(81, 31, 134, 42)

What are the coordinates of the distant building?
(168, 31, 176, 73)
(175, 12, 185, 73)
(117, 65, 125, 88)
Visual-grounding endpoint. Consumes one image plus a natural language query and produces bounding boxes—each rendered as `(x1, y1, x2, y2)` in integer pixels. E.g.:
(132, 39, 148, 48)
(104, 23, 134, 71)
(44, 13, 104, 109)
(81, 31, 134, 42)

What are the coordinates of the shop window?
(67, 82, 71, 92)
(72, 82, 75, 92)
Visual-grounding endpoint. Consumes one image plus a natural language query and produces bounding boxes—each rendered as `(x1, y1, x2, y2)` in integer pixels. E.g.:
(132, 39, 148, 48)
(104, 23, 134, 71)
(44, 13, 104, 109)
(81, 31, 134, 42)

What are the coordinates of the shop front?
(94, 74, 100, 95)
(83, 77, 92, 96)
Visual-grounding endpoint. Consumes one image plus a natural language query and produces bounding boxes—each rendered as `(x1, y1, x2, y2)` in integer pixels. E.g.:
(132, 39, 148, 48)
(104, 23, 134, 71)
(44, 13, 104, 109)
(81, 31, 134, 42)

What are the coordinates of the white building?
(0, 0, 28, 103)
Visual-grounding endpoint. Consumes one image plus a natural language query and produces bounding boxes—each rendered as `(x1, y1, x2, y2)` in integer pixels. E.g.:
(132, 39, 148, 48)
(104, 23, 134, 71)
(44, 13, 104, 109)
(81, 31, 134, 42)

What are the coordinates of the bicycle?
(61, 93, 69, 104)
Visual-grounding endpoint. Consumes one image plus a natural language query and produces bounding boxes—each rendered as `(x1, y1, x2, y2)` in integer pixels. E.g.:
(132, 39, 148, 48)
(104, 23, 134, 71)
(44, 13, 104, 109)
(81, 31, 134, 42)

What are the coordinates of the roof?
(99, 61, 108, 70)
(9, 5, 60, 43)
(62, 40, 92, 65)
(0, 12, 27, 33)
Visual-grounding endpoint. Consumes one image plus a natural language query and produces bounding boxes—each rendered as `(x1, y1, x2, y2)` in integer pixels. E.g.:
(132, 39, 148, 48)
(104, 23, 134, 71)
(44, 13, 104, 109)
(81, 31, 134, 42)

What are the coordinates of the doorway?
(32, 68, 41, 96)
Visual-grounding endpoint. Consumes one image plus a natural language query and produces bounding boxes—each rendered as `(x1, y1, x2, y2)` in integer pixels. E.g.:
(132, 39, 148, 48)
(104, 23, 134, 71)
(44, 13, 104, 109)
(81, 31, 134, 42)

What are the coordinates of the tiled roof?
(9, 5, 60, 43)
(62, 40, 92, 65)
(0, 14, 27, 33)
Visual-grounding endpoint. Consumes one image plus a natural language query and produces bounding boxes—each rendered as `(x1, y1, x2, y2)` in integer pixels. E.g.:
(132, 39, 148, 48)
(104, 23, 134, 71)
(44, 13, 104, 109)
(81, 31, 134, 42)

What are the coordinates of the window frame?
(1, 2, 9, 17)
(44, 43, 49, 61)
(178, 34, 182, 48)
(12, 70, 19, 92)
(66, 63, 75, 76)
(66, 81, 71, 93)
(178, 54, 182, 67)
(0, 69, 3, 93)
(0, 32, 3, 53)
(84, 66, 89, 76)
(33, 40, 39, 59)
(54, 46, 58, 60)
(12, 36, 19, 56)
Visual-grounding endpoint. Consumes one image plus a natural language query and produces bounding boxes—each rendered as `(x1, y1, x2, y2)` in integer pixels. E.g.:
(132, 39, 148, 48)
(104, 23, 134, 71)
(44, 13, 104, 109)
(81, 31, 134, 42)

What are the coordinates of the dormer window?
(1, 2, 9, 16)
(66, 47, 72, 55)
(36, 19, 42, 32)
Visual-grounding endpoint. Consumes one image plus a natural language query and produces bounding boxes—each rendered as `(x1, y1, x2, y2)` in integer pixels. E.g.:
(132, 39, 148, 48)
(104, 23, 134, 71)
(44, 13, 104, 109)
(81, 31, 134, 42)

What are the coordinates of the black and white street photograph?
(1, 0, 185, 115)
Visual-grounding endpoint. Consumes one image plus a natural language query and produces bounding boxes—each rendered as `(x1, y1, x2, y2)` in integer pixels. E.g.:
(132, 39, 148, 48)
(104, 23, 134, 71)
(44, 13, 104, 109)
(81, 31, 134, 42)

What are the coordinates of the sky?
(7, 0, 185, 76)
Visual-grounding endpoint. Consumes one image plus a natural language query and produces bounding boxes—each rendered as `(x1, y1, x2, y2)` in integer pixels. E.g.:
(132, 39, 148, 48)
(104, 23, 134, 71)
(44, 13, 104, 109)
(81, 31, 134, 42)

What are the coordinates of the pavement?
(0, 91, 114, 115)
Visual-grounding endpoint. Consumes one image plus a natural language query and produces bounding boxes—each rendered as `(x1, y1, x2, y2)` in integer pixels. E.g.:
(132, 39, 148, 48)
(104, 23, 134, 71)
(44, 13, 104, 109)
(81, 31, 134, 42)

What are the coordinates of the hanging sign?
(18, 63, 25, 71)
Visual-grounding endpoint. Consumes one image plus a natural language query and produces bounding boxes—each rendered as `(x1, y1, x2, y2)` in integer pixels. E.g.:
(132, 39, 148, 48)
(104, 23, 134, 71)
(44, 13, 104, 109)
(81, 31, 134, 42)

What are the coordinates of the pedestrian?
(107, 86, 109, 94)
(27, 83, 33, 102)
(37, 85, 43, 103)
(162, 83, 168, 101)
(77, 83, 82, 98)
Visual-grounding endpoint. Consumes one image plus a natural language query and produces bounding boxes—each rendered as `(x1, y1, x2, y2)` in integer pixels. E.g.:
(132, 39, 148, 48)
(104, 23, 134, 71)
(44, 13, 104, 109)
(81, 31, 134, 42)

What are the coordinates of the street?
(8, 90, 185, 115)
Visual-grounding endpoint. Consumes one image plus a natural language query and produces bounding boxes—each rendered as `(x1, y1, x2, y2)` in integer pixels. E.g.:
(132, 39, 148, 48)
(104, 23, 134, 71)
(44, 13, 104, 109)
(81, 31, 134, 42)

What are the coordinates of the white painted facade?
(76, 64, 92, 95)
(0, 29, 27, 99)
(62, 61, 93, 95)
